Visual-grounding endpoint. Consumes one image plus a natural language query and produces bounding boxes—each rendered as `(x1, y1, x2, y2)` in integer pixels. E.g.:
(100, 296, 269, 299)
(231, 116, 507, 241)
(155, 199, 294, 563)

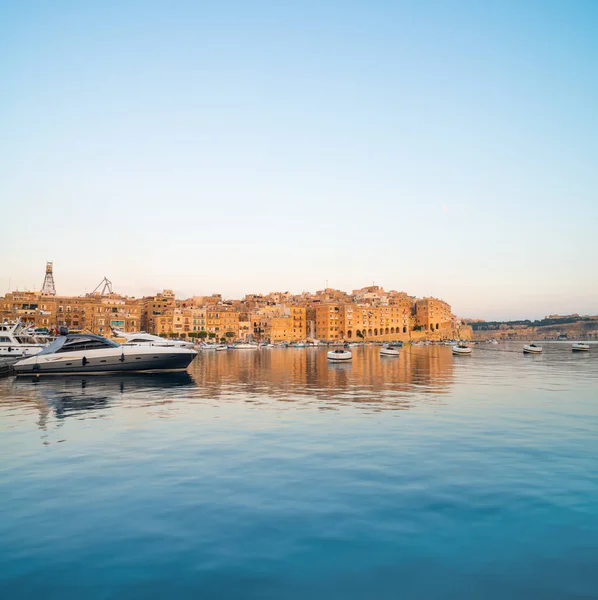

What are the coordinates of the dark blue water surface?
(1, 343, 597, 599)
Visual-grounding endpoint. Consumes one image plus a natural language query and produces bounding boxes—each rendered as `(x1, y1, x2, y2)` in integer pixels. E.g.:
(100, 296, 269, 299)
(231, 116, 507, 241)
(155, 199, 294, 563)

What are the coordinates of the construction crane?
(92, 276, 113, 296)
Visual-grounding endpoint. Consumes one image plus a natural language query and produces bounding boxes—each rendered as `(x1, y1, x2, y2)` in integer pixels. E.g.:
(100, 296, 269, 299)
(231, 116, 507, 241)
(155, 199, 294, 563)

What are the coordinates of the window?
(54, 337, 119, 353)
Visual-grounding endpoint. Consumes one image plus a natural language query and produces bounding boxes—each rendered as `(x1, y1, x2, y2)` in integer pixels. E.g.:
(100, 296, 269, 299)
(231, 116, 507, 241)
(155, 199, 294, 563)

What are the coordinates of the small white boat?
(572, 343, 590, 352)
(234, 343, 259, 350)
(523, 344, 542, 354)
(327, 349, 352, 361)
(452, 344, 472, 355)
(216, 345, 228, 352)
(380, 345, 400, 357)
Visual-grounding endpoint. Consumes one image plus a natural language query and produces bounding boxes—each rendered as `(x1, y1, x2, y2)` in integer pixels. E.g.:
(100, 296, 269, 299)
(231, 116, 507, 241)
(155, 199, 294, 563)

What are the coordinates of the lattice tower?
(41, 262, 56, 296)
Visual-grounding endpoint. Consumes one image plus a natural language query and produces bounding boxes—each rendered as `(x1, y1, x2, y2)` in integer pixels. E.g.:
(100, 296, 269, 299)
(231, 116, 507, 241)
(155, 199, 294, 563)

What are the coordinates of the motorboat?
(523, 343, 542, 354)
(452, 344, 472, 355)
(0, 320, 50, 358)
(234, 343, 259, 350)
(380, 345, 400, 357)
(112, 328, 195, 349)
(216, 344, 228, 352)
(13, 333, 197, 375)
(327, 349, 352, 361)
(572, 343, 590, 352)
(198, 342, 218, 350)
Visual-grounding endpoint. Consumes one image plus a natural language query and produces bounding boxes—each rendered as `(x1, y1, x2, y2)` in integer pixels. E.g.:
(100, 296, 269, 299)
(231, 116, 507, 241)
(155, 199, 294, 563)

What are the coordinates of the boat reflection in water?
(191, 345, 454, 411)
(5, 347, 454, 443)
(12, 372, 196, 431)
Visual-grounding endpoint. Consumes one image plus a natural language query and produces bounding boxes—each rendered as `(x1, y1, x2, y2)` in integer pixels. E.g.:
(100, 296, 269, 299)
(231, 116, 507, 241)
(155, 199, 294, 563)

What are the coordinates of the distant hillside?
(468, 316, 596, 331)
(466, 316, 598, 340)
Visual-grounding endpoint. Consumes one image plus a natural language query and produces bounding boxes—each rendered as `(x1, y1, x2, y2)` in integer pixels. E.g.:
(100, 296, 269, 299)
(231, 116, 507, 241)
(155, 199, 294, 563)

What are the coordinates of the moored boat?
(572, 343, 590, 352)
(198, 342, 218, 350)
(452, 344, 472, 355)
(14, 333, 197, 375)
(523, 343, 542, 354)
(380, 345, 400, 357)
(233, 343, 259, 350)
(112, 328, 195, 349)
(0, 320, 50, 358)
(327, 349, 352, 361)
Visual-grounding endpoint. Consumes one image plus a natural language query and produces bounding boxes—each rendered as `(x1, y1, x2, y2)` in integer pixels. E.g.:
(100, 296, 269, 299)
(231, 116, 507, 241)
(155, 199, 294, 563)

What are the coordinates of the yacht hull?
(0, 344, 44, 358)
(572, 344, 590, 352)
(523, 345, 542, 354)
(380, 348, 400, 357)
(452, 346, 472, 355)
(14, 348, 196, 375)
(327, 351, 352, 361)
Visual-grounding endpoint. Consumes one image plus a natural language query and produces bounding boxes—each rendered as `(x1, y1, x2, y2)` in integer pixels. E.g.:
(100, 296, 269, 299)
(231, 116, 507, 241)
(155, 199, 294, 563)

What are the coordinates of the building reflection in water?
(2, 347, 454, 442)
(190, 346, 454, 410)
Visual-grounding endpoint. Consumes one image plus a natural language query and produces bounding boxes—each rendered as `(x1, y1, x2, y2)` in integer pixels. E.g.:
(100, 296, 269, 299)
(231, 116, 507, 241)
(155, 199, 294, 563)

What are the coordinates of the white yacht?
(14, 333, 197, 375)
(327, 349, 352, 361)
(112, 328, 195, 349)
(233, 343, 259, 350)
(572, 343, 590, 352)
(523, 343, 542, 354)
(198, 342, 218, 350)
(0, 320, 50, 358)
(452, 344, 472, 355)
(380, 345, 400, 357)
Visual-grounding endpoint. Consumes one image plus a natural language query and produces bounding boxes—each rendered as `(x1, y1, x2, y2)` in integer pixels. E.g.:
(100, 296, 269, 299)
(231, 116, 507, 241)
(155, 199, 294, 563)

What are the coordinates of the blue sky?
(1, 0, 597, 319)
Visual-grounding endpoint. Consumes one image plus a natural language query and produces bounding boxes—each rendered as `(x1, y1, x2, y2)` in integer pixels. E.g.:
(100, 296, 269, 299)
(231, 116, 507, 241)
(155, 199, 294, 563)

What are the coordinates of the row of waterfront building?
(0, 267, 472, 342)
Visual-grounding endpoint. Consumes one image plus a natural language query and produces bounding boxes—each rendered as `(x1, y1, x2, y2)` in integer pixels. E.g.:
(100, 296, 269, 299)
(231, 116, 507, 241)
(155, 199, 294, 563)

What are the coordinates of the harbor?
(3, 0, 596, 594)
(1, 319, 594, 379)
(2, 342, 597, 598)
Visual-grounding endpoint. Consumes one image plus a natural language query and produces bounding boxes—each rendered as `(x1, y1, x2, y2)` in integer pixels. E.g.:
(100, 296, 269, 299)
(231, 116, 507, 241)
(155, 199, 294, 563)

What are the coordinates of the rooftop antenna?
(92, 276, 113, 296)
(41, 262, 56, 296)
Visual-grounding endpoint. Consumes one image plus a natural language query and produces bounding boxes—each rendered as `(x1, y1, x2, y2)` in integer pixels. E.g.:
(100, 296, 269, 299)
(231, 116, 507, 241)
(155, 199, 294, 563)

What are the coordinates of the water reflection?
(0, 348, 454, 442)
(10, 372, 195, 418)
(190, 346, 454, 406)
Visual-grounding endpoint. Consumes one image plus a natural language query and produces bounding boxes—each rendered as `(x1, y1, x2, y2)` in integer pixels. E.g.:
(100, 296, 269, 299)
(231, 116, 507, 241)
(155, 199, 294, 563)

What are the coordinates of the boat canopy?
(38, 334, 120, 356)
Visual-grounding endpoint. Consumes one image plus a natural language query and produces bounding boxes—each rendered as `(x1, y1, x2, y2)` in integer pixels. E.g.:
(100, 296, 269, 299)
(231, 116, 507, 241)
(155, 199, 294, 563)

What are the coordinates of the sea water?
(1, 343, 597, 599)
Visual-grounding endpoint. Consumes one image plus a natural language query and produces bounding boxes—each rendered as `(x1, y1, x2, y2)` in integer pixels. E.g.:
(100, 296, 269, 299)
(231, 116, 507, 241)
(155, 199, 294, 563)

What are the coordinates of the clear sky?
(1, 0, 597, 320)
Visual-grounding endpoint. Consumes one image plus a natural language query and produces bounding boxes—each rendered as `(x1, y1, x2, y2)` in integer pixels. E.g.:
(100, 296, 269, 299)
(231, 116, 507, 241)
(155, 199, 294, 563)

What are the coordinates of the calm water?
(1, 344, 597, 599)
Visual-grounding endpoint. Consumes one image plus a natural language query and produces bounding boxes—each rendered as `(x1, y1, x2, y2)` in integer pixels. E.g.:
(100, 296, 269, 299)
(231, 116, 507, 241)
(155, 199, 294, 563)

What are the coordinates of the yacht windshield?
(38, 334, 120, 355)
